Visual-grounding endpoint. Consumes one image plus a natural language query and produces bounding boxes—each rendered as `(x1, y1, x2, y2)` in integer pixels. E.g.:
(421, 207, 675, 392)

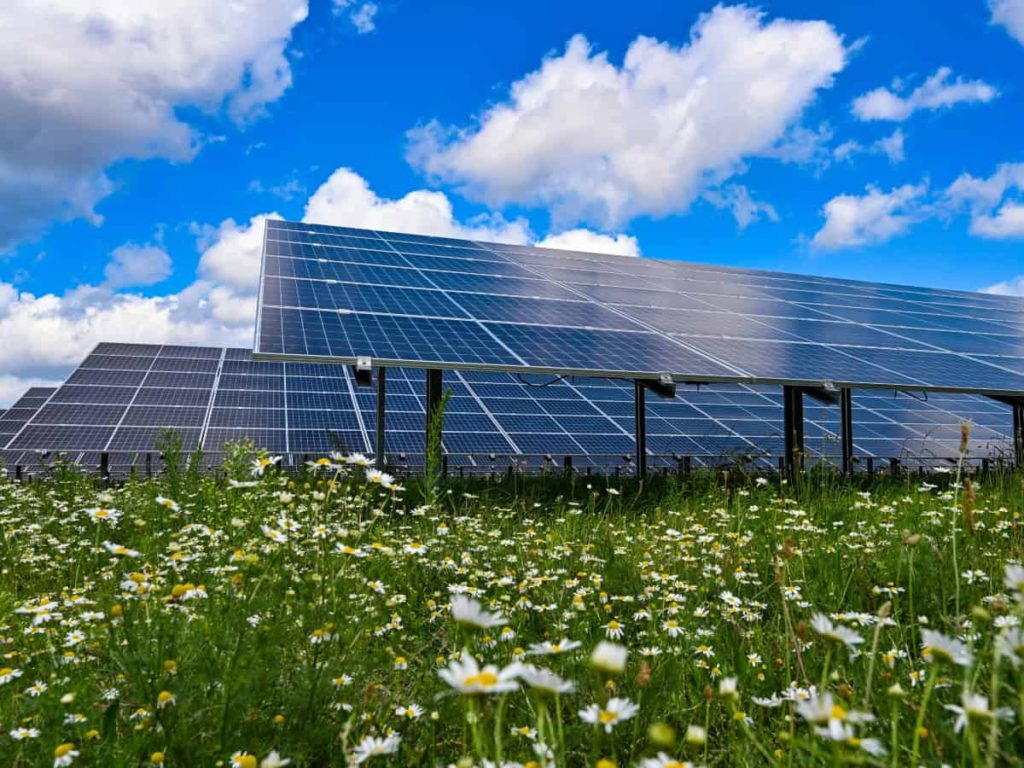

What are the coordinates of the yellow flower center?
(95, 509, 109, 518)
(0, 667, 12, 676)
(830, 704, 848, 721)
(54, 743, 75, 757)
(598, 710, 619, 724)
(235, 756, 257, 768)
(466, 671, 499, 687)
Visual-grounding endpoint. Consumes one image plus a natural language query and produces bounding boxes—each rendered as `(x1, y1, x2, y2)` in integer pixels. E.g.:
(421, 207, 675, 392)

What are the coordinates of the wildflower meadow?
(2, 447, 1024, 767)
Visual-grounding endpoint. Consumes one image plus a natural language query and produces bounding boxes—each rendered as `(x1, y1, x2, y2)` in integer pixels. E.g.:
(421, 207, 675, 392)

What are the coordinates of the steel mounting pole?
(634, 379, 647, 478)
(840, 387, 854, 476)
(425, 368, 443, 456)
(782, 385, 804, 481)
(375, 367, 386, 470)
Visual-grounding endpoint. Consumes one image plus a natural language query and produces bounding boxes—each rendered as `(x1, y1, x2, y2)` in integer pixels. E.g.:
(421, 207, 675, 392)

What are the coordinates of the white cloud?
(702, 185, 780, 229)
(811, 182, 927, 250)
(0, 0, 309, 250)
(0, 168, 638, 404)
(333, 0, 378, 33)
(852, 67, 998, 122)
(194, 213, 281, 293)
(408, 5, 846, 229)
(876, 129, 906, 163)
(991, 0, 1024, 44)
(302, 167, 532, 243)
(833, 128, 905, 164)
(969, 202, 1024, 238)
(944, 162, 1024, 239)
(535, 230, 640, 257)
(103, 243, 173, 289)
(982, 275, 1024, 296)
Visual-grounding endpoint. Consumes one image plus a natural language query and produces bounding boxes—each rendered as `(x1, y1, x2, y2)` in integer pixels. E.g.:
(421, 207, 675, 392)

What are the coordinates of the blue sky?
(0, 0, 1023, 403)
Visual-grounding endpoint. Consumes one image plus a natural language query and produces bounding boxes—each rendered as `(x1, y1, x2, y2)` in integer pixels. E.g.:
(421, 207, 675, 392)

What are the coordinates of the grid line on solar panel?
(100, 350, 161, 452)
(196, 348, 227, 455)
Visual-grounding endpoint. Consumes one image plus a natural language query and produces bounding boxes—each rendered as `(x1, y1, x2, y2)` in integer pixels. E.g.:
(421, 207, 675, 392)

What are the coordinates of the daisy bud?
(719, 677, 738, 699)
(590, 641, 628, 676)
(648, 722, 676, 748)
(685, 724, 707, 746)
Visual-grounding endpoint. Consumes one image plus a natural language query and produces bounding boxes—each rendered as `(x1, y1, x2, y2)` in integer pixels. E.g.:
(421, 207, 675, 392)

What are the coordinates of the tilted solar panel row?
(255, 220, 1024, 395)
(0, 345, 1014, 474)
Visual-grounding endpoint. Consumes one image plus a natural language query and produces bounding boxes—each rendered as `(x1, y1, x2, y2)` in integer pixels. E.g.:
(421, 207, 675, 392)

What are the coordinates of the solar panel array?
(256, 220, 1024, 395)
(0, 344, 1014, 475)
(0, 387, 56, 467)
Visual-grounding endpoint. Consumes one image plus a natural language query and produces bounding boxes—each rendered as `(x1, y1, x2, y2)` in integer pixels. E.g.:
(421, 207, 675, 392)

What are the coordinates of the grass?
(1, 449, 1024, 767)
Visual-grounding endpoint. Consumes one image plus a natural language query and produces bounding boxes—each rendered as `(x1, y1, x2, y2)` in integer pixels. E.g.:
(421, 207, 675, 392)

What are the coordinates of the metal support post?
(840, 387, 854, 476)
(634, 379, 647, 478)
(375, 367, 387, 470)
(425, 368, 443, 453)
(782, 386, 804, 481)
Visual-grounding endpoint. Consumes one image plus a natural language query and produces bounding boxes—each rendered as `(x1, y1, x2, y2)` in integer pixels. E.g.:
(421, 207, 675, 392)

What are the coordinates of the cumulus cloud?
(852, 67, 998, 122)
(302, 168, 532, 243)
(944, 162, 1024, 239)
(0, 0, 309, 250)
(0, 169, 637, 404)
(982, 275, 1024, 296)
(811, 183, 928, 250)
(408, 5, 846, 229)
(991, 0, 1024, 43)
(103, 243, 173, 289)
(534, 230, 640, 257)
(814, 161, 1024, 250)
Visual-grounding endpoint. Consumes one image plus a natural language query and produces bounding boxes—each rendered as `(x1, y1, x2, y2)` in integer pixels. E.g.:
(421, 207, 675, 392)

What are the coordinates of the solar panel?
(1, 344, 1016, 473)
(0, 388, 57, 457)
(255, 219, 1024, 395)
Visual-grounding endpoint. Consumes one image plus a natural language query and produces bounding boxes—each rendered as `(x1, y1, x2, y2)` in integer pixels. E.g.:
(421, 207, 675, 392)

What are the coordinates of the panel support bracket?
(987, 395, 1024, 467)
